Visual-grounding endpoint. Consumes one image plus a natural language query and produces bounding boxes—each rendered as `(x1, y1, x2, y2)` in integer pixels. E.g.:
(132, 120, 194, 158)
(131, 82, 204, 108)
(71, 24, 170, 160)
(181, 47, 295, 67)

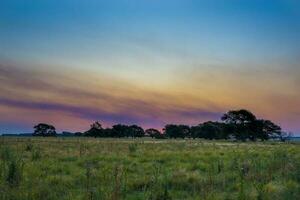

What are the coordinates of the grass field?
(0, 137, 299, 200)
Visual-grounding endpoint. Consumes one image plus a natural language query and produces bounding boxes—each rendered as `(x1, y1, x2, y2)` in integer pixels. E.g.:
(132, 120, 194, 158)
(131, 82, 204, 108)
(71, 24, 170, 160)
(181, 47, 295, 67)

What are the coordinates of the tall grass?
(0, 137, 299, 200)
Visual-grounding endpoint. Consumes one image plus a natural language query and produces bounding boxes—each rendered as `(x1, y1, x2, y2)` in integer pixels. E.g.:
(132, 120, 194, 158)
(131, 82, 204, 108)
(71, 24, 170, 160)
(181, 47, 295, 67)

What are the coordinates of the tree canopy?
(145, 128, 165, 139)
(83, 122, 145, 138)
(33, 109, 286, 141)
(33, 123, 56, 137)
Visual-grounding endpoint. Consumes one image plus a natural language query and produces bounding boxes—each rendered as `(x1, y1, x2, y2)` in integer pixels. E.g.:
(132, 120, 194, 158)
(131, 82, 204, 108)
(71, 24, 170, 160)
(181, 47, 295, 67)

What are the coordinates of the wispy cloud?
(0, 63, 224, 131)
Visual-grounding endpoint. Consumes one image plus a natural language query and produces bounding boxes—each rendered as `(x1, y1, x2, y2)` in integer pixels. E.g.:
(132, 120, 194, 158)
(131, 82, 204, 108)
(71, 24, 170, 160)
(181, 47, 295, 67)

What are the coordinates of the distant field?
(0, 137, 299, 200)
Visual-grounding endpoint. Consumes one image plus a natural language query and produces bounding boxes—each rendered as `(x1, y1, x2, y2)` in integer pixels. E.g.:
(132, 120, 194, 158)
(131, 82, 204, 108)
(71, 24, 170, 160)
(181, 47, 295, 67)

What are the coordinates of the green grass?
(0, 137, 299, 200)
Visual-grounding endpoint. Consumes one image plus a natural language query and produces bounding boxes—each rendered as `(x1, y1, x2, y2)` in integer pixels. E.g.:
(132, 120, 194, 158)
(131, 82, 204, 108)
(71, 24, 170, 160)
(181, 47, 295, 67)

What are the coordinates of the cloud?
(0, 61, 299, 133)
(0, 64, 223, 130)
(0, 64, 56, 90)
(171, 109, 221, 120)
(0, 95, 222, 130)
(0, 97, 141, 122)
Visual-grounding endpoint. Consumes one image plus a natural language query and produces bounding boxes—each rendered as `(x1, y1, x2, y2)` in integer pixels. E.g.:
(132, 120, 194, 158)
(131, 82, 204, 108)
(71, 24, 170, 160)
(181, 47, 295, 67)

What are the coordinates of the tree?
(221, 109, 282, 141)
(103, 128, 113, 137)
(221, 123, 236, 139)
(190, 125, 202, 139)
(191, 122, 225, 140)
(191, 122, 235, 139)
(178, 125, 190, 138)
(129, 125, 145, 137)
(164, 124, 190, 139)
(78, 109, 282, 141)
(84, 121, 104, 137)
(249, 119, 281, 141)
(221, 109, 257, 141)
(261, 120, 282, 139)
(251, 119, 281, 140)
(201, 121, 224, 140)
(33, 123, 56, 137)
(145, 128, 165, 139)
(74, 132, 83, 137)
(111, 124, 130, 137)
(221, 109, 256, 125)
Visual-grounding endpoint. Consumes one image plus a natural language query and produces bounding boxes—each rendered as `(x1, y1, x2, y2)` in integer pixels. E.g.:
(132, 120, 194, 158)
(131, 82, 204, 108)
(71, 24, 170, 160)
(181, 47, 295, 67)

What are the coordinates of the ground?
(0, 137, 299, 200)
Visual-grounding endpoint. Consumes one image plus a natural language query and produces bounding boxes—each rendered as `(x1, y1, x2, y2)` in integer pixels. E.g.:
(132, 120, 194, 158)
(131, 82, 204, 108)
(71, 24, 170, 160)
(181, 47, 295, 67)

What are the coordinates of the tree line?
(33, 109, 291, 141)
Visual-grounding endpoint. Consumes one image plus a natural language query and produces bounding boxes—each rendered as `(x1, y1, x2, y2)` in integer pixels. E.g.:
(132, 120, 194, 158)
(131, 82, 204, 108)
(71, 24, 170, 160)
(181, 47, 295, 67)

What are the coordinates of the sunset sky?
(0, 0, 299, 134)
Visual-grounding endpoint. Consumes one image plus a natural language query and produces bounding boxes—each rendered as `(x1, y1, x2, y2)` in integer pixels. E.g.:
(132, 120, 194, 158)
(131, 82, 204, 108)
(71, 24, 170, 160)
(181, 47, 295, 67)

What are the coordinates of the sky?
(0, 0, 299, 134)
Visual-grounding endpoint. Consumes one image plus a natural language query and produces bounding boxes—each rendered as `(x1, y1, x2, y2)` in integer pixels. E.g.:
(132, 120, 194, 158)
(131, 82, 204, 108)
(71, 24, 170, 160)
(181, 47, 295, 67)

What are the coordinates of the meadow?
(0, 137, 299, 200)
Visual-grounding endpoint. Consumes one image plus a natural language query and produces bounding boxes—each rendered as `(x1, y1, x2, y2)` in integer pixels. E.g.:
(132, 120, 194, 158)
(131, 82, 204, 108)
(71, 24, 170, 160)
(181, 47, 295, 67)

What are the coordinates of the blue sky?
(1, 0, 299, 62)
(0, 0, 299, 134)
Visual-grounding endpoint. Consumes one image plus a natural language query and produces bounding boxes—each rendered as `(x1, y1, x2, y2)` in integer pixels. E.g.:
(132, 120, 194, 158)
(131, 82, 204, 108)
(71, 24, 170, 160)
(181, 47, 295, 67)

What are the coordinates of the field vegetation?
(0, 137, 299, 200)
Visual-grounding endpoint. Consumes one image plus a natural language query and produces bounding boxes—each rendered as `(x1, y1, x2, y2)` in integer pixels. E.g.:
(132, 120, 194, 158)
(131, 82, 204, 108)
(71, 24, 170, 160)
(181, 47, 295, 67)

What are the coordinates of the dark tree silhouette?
(33, 123, 56, 137)
(221, 109, 282, 141)
(84, 121, 104, 137)
(145, 128, 165, 139)
(221, 109, 256, 125)
(221, 109, 257, 141)
(103, 128, 113, 137)
(111, 124, 130, 137)
(78, 109, 283, 141)
(221, 123, 236, 139)
(200, 121, 223, 140)
(190, 125, 202, 139)
(74, 132, 83, 137)
(129, 125, 145, 137)
(164, 124, 190, 139)
(258, 120, 282, 140)
(191, 122, 234, 139)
